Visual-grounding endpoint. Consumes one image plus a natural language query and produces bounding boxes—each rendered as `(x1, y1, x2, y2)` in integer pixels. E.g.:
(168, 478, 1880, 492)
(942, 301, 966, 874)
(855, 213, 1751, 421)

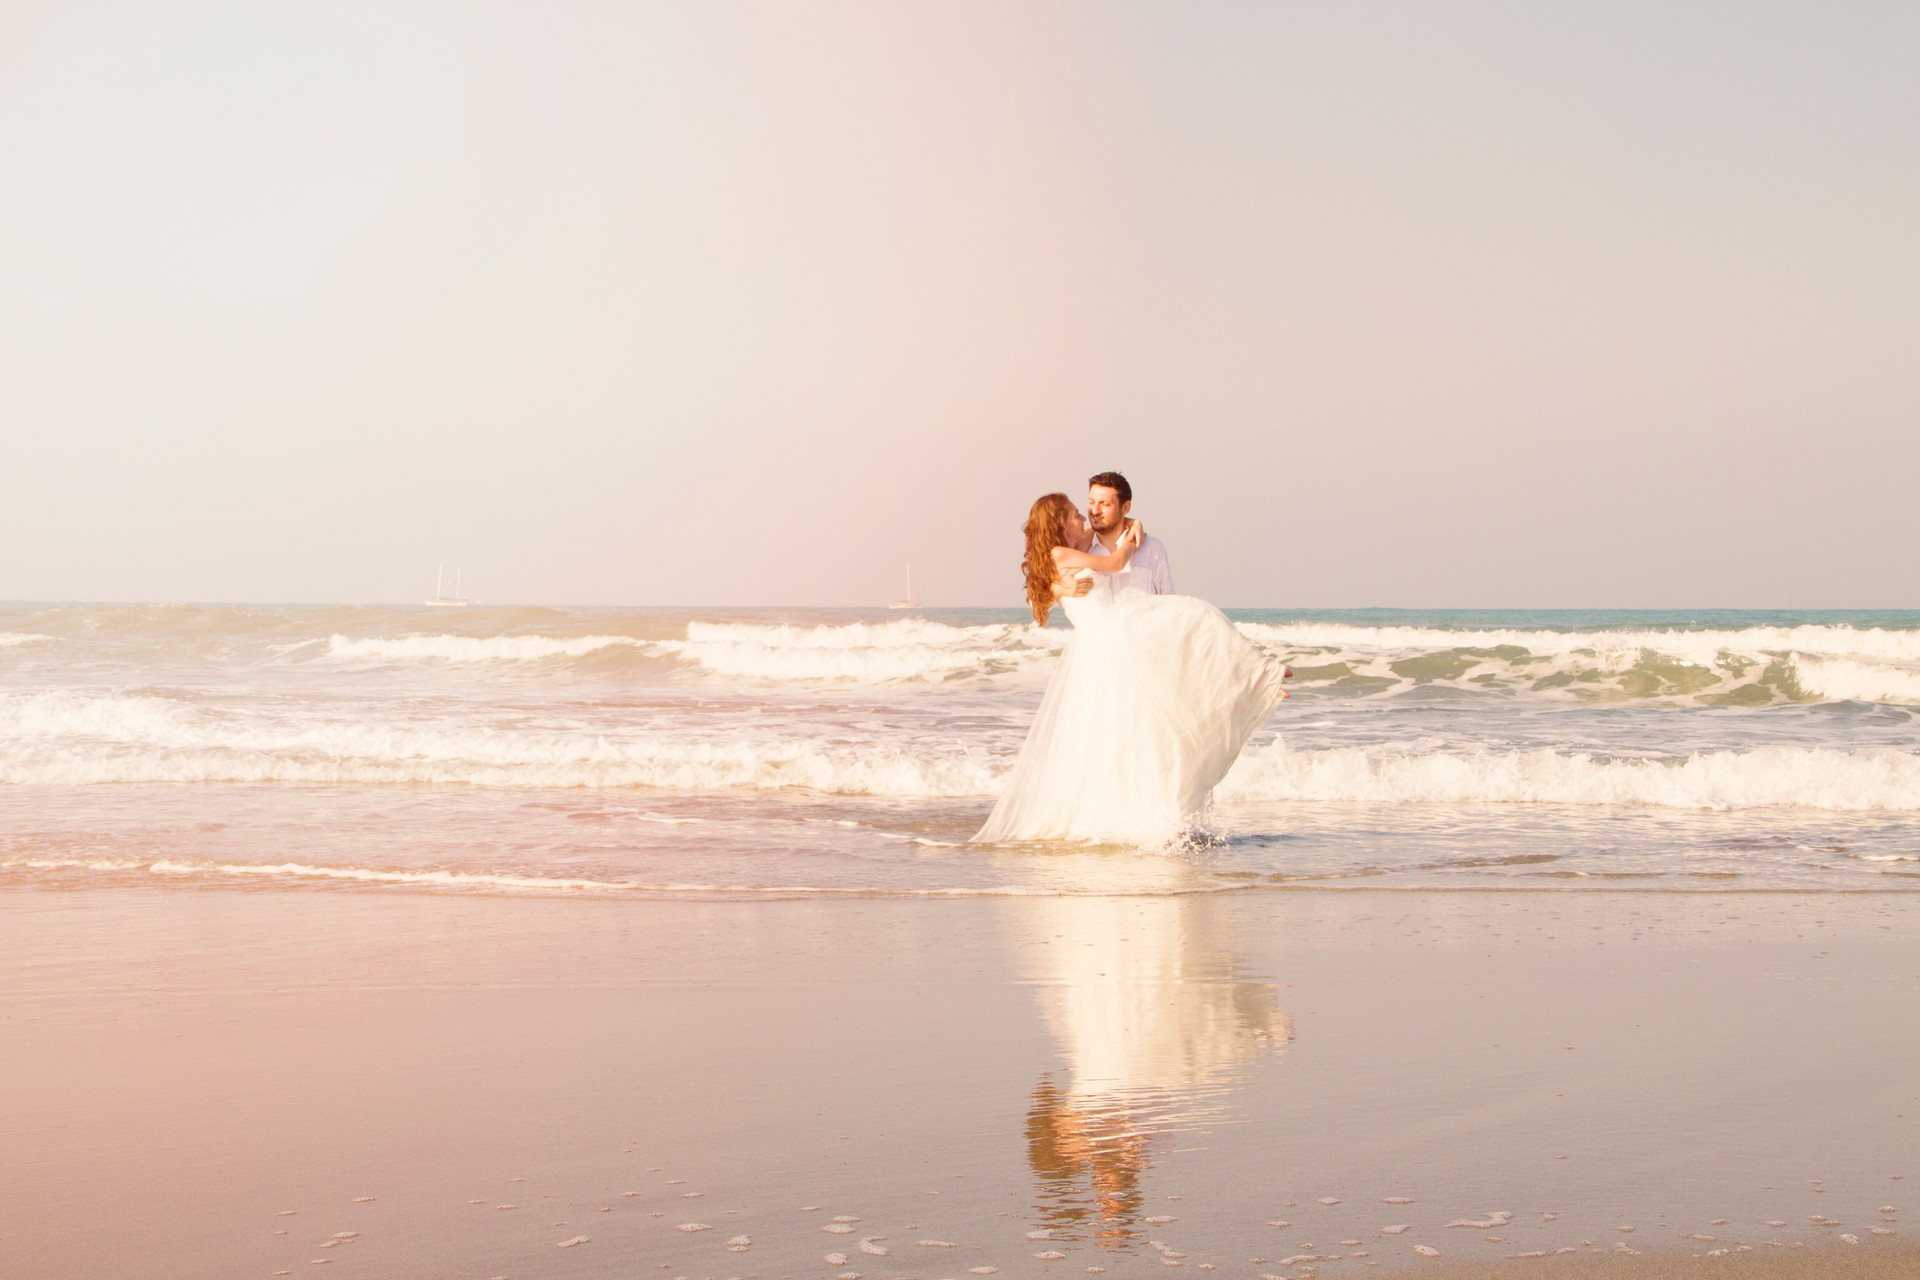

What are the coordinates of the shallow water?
(3, 603, 1916, 897)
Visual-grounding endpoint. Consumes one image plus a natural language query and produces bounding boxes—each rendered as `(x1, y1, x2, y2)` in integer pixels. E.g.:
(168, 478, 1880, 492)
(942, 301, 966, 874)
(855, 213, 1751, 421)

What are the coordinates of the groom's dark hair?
(1088, 471, 1132, 504)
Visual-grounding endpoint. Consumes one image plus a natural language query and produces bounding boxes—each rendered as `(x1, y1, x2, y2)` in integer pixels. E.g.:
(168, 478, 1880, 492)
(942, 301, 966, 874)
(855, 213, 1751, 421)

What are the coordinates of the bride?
(973, 493, 1290, 847)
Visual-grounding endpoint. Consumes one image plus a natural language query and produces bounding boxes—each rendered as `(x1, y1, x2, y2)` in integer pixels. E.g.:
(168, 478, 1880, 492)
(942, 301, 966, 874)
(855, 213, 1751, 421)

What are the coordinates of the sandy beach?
(9, 0, 1918, 1272)
(4, 886, 1914, 1279)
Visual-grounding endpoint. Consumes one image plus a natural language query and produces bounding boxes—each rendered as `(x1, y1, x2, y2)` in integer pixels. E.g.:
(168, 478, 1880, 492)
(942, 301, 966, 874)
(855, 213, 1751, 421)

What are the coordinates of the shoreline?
(10, 856, 1920, 901)
(4, 886, 1913, 1278)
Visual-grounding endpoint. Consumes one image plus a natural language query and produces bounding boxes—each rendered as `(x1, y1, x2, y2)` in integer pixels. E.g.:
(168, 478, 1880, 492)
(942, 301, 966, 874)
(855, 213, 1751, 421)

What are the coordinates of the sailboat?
(422, 564, 472, 607)
(887, 563, 920, 610)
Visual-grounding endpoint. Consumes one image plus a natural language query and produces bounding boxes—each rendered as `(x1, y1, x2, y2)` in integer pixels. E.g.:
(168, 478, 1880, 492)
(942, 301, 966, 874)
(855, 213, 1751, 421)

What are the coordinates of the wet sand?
(2, 887, 1915, 1278)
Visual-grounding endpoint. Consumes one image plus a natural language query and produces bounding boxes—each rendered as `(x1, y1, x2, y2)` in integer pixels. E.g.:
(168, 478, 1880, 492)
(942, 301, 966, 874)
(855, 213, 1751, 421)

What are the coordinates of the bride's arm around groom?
(1086, 471, 1173, 596)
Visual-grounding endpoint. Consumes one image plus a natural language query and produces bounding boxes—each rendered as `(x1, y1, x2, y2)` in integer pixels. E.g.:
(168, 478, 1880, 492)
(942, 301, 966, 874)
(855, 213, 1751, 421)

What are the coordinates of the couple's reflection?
(1023, 894, 1291, 1245)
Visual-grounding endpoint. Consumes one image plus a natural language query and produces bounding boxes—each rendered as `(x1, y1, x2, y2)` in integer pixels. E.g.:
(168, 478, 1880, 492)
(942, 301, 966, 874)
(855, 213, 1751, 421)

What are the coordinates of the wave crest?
(1237, 621, 1920, 665)
(662, 618, 1059, 683)
(1234, 622, 1920, 705)
(0, 690, 999, 794)
(1790, 653, 1920, 705)
(7, 690, 1918, 810)
(324, 634, 642, 662)
(233, 618, 1920, 702)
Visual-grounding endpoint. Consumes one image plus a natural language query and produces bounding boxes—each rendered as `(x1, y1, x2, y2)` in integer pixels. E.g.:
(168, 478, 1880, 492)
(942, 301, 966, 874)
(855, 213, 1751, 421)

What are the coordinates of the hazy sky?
(2, 1, 1914, 608)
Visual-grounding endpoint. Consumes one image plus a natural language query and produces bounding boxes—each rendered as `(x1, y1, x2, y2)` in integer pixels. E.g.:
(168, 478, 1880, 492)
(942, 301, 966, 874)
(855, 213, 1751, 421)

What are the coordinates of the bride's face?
(1064, 507, 1093, 551)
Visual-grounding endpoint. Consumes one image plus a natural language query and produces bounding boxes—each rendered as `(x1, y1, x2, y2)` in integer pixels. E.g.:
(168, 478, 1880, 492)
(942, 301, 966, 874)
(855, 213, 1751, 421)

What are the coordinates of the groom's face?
(1087, 485, 1129, 537)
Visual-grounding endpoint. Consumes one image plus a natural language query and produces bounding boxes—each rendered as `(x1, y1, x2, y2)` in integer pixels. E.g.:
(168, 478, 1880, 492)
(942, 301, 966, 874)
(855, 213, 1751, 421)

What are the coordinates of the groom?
(1086, 471, 1173, 595)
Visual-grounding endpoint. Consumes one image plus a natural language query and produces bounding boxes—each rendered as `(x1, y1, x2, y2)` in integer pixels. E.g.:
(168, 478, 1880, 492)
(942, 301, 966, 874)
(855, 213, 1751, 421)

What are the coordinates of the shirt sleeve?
(1152, 542, 1174, 594)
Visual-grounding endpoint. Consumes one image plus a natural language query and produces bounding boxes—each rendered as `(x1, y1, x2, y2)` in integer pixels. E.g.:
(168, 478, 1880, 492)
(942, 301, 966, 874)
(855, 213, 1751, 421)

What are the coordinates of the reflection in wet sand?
(1024, 895, 1292, 1245)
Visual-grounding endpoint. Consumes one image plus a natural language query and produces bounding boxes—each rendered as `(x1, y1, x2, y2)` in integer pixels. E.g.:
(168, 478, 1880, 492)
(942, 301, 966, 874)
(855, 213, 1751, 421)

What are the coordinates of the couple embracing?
(974, 472, 1291, 848)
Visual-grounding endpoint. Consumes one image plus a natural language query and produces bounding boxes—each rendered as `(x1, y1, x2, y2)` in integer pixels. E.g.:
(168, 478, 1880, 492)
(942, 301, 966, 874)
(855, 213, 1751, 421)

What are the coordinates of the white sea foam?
(154, 860, 617, 891)
(1238, 621, 1920, 666)
(0, 632, 51, 648)
(324, 634, 641, 662)
(660, 618, 1059, 683)
(0, 690, 1002, 794)
(6, 686, 1917, 810)
(1791, 653, 1920, 704)
(649, 618, 1920, 697)
(0, 855, 635, 892)
(687, 618, 1035, 650)
(1241, 622, 1908, 705)
(1230, 622, 1920, 704)
(271, 618, 1920, 700)
(1, 688, 204, 741)
(659, 638, 1017, 682)
(0, 741, 997, 794)
(0, 856, 1201, 900)
(1219, 742, 1920, 811)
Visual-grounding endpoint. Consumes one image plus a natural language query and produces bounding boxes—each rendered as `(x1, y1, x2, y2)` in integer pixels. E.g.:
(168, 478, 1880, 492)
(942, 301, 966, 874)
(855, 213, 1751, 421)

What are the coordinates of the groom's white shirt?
(1091, 530, 1174, 595)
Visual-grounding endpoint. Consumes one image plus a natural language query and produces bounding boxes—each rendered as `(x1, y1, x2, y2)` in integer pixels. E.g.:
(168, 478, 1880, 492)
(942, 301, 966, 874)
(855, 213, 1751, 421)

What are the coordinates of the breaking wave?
(173, 617, 1920, 703)
(658, 618, 1060, 683)
(297, 620, 1062, 683)
(1238, 621, 1920, 665)
(1236, 621, 1920, 705)
(646, 618, 1920, 700)
(5, 689, 1918, 810)
(0, 690, 998, 794)
(323, 633, 642, 662)
(1790, 653, 1920, 705)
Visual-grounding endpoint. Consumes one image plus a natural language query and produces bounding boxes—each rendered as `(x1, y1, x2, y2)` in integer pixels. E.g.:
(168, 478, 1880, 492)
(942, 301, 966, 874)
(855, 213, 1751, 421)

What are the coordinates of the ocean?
(3, 603, 1915, 898)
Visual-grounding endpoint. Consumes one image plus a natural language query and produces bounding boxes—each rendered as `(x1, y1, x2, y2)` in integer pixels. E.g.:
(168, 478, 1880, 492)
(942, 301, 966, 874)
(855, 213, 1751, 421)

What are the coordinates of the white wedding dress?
(973, 571, 1289, 847)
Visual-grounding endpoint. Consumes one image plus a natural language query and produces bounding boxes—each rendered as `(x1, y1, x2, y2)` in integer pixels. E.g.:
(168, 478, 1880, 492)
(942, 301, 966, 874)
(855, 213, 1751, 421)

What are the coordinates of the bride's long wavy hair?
(1022, 492, 1076, 627)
